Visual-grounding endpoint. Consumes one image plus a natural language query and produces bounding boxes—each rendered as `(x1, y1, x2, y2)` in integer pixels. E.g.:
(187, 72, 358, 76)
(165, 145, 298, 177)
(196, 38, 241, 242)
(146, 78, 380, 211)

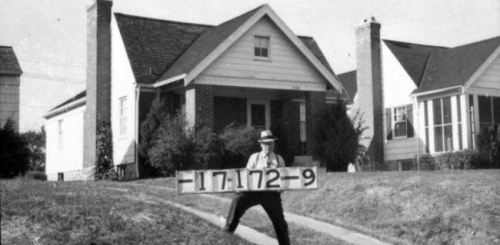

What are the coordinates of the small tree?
(139, 96, 168, 158)
(21, 127, 46, 171)
(0, 119, 30, 178)
(317, 101, 368, 172)
(93, 123, 116, 180)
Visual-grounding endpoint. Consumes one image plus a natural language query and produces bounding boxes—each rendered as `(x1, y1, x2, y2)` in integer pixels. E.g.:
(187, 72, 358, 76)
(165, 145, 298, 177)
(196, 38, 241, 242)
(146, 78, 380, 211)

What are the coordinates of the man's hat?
(258, 130, 277, 143)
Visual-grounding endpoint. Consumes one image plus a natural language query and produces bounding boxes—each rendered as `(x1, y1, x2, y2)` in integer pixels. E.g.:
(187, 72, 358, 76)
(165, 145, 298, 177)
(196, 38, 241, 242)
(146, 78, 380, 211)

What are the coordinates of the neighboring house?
(0, 46, 23, 130)
(339, 19, 500, 170)
(44, 0, 345, 181)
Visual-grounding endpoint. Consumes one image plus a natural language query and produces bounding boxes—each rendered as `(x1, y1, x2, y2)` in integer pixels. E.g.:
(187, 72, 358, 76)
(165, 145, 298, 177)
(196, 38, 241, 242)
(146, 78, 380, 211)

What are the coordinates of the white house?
(339, 19, 500, 170)
(44, 0, 345, 181)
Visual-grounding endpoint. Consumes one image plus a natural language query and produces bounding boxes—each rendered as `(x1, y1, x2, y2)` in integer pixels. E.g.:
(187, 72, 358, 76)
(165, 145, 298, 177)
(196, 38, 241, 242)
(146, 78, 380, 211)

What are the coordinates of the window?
(58, 119, 63, 150)
(254, 35, 270, 58)
(393, 106, 407, 138)
(300, 103, 307, 155)
(247, 101, 269, 130)
(251, 104, 266, 129)
(119, 96, 127, 136)
(57, 173, 64, 182)
(478, 95, 500, 132)
(433, 97, 453, 152)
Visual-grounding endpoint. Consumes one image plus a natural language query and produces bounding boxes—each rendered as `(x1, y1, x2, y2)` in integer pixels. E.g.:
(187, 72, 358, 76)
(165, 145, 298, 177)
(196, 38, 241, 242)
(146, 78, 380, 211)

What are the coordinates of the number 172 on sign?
(176, 167, 318, 194)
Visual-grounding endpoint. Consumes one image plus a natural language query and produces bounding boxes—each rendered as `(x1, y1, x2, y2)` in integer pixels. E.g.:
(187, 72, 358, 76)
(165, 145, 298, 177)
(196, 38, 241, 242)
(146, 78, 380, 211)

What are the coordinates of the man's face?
(260, 142, 274, 154)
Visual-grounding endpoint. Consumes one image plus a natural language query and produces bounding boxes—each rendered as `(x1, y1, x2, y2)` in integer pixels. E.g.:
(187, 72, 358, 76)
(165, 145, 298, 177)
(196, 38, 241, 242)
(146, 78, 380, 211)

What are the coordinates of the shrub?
(20, 128, 46, 171)
(93, 123, 117, 180)
(316, 101, 368, 172)
(24, 171, 47, 180)
(219, 124, 260, 168)
(0, 119, 30, 178)
(147, 115, 225, 176)
(427, 150, 493, 170)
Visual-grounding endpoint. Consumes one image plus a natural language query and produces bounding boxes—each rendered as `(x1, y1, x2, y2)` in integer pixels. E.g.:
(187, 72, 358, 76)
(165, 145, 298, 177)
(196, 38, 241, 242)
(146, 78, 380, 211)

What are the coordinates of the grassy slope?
(139, 169, 500, 245)
(1, 179, 252, 245)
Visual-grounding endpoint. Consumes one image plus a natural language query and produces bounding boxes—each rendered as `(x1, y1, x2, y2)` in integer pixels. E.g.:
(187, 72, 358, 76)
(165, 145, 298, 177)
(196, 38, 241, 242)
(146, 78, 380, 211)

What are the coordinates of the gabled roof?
(157, 5, 262, 83)
(415, 36, 500, 94)
(45, 90, 86, 119)
(383, 40, 447, 87)
(115, 13, 211, 84)
(115, 5, 341, 91)
(336, 70, 357, 104)
(0, 46, 23, 76)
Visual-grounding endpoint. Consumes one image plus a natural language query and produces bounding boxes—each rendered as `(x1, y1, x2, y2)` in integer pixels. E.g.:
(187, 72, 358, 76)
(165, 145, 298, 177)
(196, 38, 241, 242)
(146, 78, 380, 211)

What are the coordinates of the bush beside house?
(316, 101, 368, 172)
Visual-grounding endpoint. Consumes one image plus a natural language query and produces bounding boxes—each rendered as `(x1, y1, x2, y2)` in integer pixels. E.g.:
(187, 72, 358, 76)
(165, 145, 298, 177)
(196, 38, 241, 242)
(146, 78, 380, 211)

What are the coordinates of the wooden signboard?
(176, 167, 318, 194)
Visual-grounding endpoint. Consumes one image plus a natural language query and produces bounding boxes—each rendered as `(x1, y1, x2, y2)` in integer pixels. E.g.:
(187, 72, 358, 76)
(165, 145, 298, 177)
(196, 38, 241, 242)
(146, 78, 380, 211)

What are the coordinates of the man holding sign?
(223, 130, 290, 245)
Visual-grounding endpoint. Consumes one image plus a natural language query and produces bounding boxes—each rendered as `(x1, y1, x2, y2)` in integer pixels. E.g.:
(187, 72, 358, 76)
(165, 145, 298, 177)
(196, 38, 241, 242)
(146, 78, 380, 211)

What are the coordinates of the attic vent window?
(254, 35, 270, 58)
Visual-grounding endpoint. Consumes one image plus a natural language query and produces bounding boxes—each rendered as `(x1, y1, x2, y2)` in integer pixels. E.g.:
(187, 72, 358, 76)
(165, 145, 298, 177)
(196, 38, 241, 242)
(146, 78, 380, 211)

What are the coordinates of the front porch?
(161, 84, 330, 163)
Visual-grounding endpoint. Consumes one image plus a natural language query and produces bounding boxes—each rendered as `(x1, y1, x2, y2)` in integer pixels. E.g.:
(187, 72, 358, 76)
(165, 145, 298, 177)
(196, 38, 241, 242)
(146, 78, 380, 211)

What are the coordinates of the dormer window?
(254, 35, 270, 58)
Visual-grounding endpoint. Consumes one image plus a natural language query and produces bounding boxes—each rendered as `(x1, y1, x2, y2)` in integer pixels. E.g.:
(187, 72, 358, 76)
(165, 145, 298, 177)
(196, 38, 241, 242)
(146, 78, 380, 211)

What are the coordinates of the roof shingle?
(383, 40, 447, 87)
(415, 36, 500, 94)
(0, 46, 23, 75)
(115, 7, 336, 85)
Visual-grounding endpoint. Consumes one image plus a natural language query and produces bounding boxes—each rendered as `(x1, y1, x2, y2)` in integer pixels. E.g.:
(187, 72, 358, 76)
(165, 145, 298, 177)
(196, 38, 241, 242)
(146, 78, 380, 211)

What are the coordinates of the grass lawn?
(1, 179, 252, 245)
(138, 169, 500, 245)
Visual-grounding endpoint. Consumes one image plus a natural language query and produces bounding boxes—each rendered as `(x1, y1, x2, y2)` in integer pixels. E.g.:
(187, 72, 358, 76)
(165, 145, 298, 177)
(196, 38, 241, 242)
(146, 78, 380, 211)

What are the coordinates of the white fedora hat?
(258, 130, 277, 143)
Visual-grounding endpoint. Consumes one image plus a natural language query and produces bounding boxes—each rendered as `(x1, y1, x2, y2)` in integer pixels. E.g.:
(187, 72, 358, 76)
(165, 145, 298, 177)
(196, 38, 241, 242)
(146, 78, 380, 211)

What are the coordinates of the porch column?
(305, 91, 326, 159)
(185, 84, 214, 129)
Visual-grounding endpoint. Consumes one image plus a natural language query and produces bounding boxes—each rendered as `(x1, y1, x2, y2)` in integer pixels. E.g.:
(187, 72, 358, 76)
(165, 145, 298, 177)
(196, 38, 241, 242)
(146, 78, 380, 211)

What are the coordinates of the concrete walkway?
(127, 183, 391, 245)
(124, 194, 279, 245)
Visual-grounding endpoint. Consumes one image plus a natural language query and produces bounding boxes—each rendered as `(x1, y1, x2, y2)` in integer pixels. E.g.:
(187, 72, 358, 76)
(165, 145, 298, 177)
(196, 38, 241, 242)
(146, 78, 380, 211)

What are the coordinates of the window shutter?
(407, 104, 414, 138)
(386, 108, 392, 140)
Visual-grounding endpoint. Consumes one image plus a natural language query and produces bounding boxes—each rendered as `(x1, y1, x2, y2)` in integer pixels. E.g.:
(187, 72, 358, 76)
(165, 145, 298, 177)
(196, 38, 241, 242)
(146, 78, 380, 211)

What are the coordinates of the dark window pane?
(434, 126, 443, 152)
(262, 48, 268, 57)
(493, 97, 500, 124)
(444, 125, 453, 151)
(254, 47, 260, 56)
(251, 104, 266, 128)
(457, 96, 461, 122)
(424, 101, 429, 126)
(433, 99, 442, 125)
(478, 96, 492, 124)
(395, 121, 407, 137)
(443, 97, 452, 124)
(425, 128, 429, 153)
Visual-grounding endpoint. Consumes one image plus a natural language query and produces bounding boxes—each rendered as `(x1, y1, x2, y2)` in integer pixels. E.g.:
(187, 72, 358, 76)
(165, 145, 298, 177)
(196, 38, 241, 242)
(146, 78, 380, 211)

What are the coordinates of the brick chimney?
(83, 0, 113, 168)
(355, 18, 384, 164)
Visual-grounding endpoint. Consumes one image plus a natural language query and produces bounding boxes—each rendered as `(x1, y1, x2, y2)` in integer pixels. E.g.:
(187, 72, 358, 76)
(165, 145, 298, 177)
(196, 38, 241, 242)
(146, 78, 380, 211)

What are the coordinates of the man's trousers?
(223, 191, 290, 245)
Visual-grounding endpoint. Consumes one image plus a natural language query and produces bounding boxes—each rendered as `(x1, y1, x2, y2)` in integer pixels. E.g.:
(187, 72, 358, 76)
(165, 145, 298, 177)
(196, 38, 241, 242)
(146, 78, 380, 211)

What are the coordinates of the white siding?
(45, 106, 85, 181)
(381, 42, 419, 161)
(468, 54, 500, 96)
(111, 15, 136, 166)
(199, 16, 326, 91)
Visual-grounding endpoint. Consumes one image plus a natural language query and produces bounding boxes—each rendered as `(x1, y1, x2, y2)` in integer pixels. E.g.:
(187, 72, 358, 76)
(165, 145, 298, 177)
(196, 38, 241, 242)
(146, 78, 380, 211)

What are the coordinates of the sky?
(1, 0, 499, 132)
